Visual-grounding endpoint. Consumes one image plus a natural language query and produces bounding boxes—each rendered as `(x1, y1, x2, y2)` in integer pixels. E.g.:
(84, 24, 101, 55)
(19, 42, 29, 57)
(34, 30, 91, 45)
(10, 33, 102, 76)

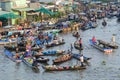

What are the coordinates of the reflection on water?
(0, 18, 120, 80)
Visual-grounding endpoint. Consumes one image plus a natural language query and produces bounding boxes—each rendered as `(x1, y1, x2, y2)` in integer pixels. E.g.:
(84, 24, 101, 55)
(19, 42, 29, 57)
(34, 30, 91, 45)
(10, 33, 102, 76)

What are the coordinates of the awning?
(0, 11, 10, 16)
(12, 8, 34, 12)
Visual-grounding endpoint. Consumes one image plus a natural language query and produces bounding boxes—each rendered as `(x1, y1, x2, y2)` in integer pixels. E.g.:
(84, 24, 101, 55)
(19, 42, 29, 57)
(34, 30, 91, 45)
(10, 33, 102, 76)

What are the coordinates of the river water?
(0, 17, 120, 80)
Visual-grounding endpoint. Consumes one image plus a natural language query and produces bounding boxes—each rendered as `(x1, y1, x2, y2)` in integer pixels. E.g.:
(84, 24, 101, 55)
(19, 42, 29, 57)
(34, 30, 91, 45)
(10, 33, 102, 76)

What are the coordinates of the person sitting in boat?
(67, 49, 71, 54)
(92, 36, 96, 44)
(80, 54, 84, 67)
(76, 32, 79, 36)
(79, 38, 83, 49)
(14, 52, 20, 59)
(24, 49, 31, 57)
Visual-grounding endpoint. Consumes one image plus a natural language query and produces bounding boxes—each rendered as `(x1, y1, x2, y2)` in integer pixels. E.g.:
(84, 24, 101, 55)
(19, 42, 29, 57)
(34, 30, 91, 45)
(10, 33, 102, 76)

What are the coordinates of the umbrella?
(0, 12, 21, 19)
(34, 7, 54, 15)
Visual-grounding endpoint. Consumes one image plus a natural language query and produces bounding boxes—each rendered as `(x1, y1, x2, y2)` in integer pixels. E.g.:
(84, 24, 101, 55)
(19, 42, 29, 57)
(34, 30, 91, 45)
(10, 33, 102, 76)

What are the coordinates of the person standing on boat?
(80, 54, 84, 67)
(70, 43, 73, 52)
(79, 38, 83, 49)
(111, 34, 115, 45)
(0, 33, 2, 40)
(102, 19, 107, 27)
(92, 36, 96, 44)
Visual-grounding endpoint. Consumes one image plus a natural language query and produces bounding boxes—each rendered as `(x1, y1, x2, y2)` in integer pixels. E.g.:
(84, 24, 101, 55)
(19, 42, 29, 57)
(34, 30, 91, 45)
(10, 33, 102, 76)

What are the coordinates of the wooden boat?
(22, 57, 39, 72)
(45, 40, 65, 48)
(81, 26, 91, 31)
(4, 49, 22, 63)
(102, 21, 107, 27)
(97, 40, 118, 49)
(35, 56, 49, 63)
(91, 22, 98, 28)
(44, 29, 62, 33)
(4, 45, 42, 51)
(42, 65, 86, 71)
(72, 32, 80, 38)
(72, 54, 91, 63)
(53, 54, 72, 64)
(0, 39, 16, 45)
(89, 39, 113, 53)
(74, 41, 83, 50)
(34, 50, 65, 56)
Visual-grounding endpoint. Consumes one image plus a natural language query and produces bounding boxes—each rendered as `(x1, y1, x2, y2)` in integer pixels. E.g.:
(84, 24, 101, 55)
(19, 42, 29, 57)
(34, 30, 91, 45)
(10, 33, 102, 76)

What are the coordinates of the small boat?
(4, 45, 42, 51)
(42, 65, 86, 71)
(72, 32, 80, 38)
(81, 26, 91, 31)
(0, 39, 16, 45)
(22, 57, 39, 72)
(53, 54, 72, 64)
(35, 56, 49, 63)
(4, 50, 22, 63)
(45, 40, 65, 48)
(72, 54, 91, 63)
(102, 21, 107, 27)
(34, 50, 65, 56)
(74, 41, 83, 50)
(89, 39, 113, 53)
(44, 29, 62, 33)
(97, 40, 118, 49)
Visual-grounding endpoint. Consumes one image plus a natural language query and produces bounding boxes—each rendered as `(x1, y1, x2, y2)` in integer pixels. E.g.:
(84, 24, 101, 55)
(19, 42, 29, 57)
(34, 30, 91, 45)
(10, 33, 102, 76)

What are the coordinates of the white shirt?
(80, 56, 84, 62)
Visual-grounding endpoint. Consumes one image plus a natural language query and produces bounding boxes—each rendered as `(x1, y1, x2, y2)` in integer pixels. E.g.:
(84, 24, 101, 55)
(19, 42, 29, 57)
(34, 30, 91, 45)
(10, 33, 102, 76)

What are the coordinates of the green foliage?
(39, 2, 46, 4)
(47, 2, 55, 5)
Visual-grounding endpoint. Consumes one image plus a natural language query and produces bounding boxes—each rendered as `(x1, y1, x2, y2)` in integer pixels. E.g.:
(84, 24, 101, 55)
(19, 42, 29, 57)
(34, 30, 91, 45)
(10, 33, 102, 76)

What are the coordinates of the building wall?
(0, 2, 12, 11)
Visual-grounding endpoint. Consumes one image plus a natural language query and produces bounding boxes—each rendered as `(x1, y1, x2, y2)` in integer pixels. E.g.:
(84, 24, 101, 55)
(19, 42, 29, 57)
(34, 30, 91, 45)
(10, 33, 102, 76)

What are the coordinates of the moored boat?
(72, 54, 91, 63)
(89, 39, 113, 54)
(72, 32, 80, 38)
(74, 41, 83, 50)
(43, 65, 86, 71)
(4, 45, 42, 51)
(53, 54, 72, 64)
(22, 57, 39, 72)
(34, 50, 65, 56)
(0, 39, 16, 45)
(35, 56, 49, 63)
(45, 39, 65, 48)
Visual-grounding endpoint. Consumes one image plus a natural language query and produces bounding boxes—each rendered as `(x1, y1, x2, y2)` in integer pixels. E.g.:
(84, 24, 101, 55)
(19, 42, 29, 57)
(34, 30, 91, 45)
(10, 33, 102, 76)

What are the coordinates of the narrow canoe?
(4, 45, 42, 51)
(74, 41, 83, 50)
(72, 32, 80, 38)
(72, 53, 91, 63)
(89, 39, 113, 53)
(22, 57, 39, 72)
(34, 50, 65, 56)
(53, 54, 72, 64)
(43, 65, 86, 71)
(35, 56, 49, 63)
(4, 49, 21, 63)
(97, 40, 118, 49)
